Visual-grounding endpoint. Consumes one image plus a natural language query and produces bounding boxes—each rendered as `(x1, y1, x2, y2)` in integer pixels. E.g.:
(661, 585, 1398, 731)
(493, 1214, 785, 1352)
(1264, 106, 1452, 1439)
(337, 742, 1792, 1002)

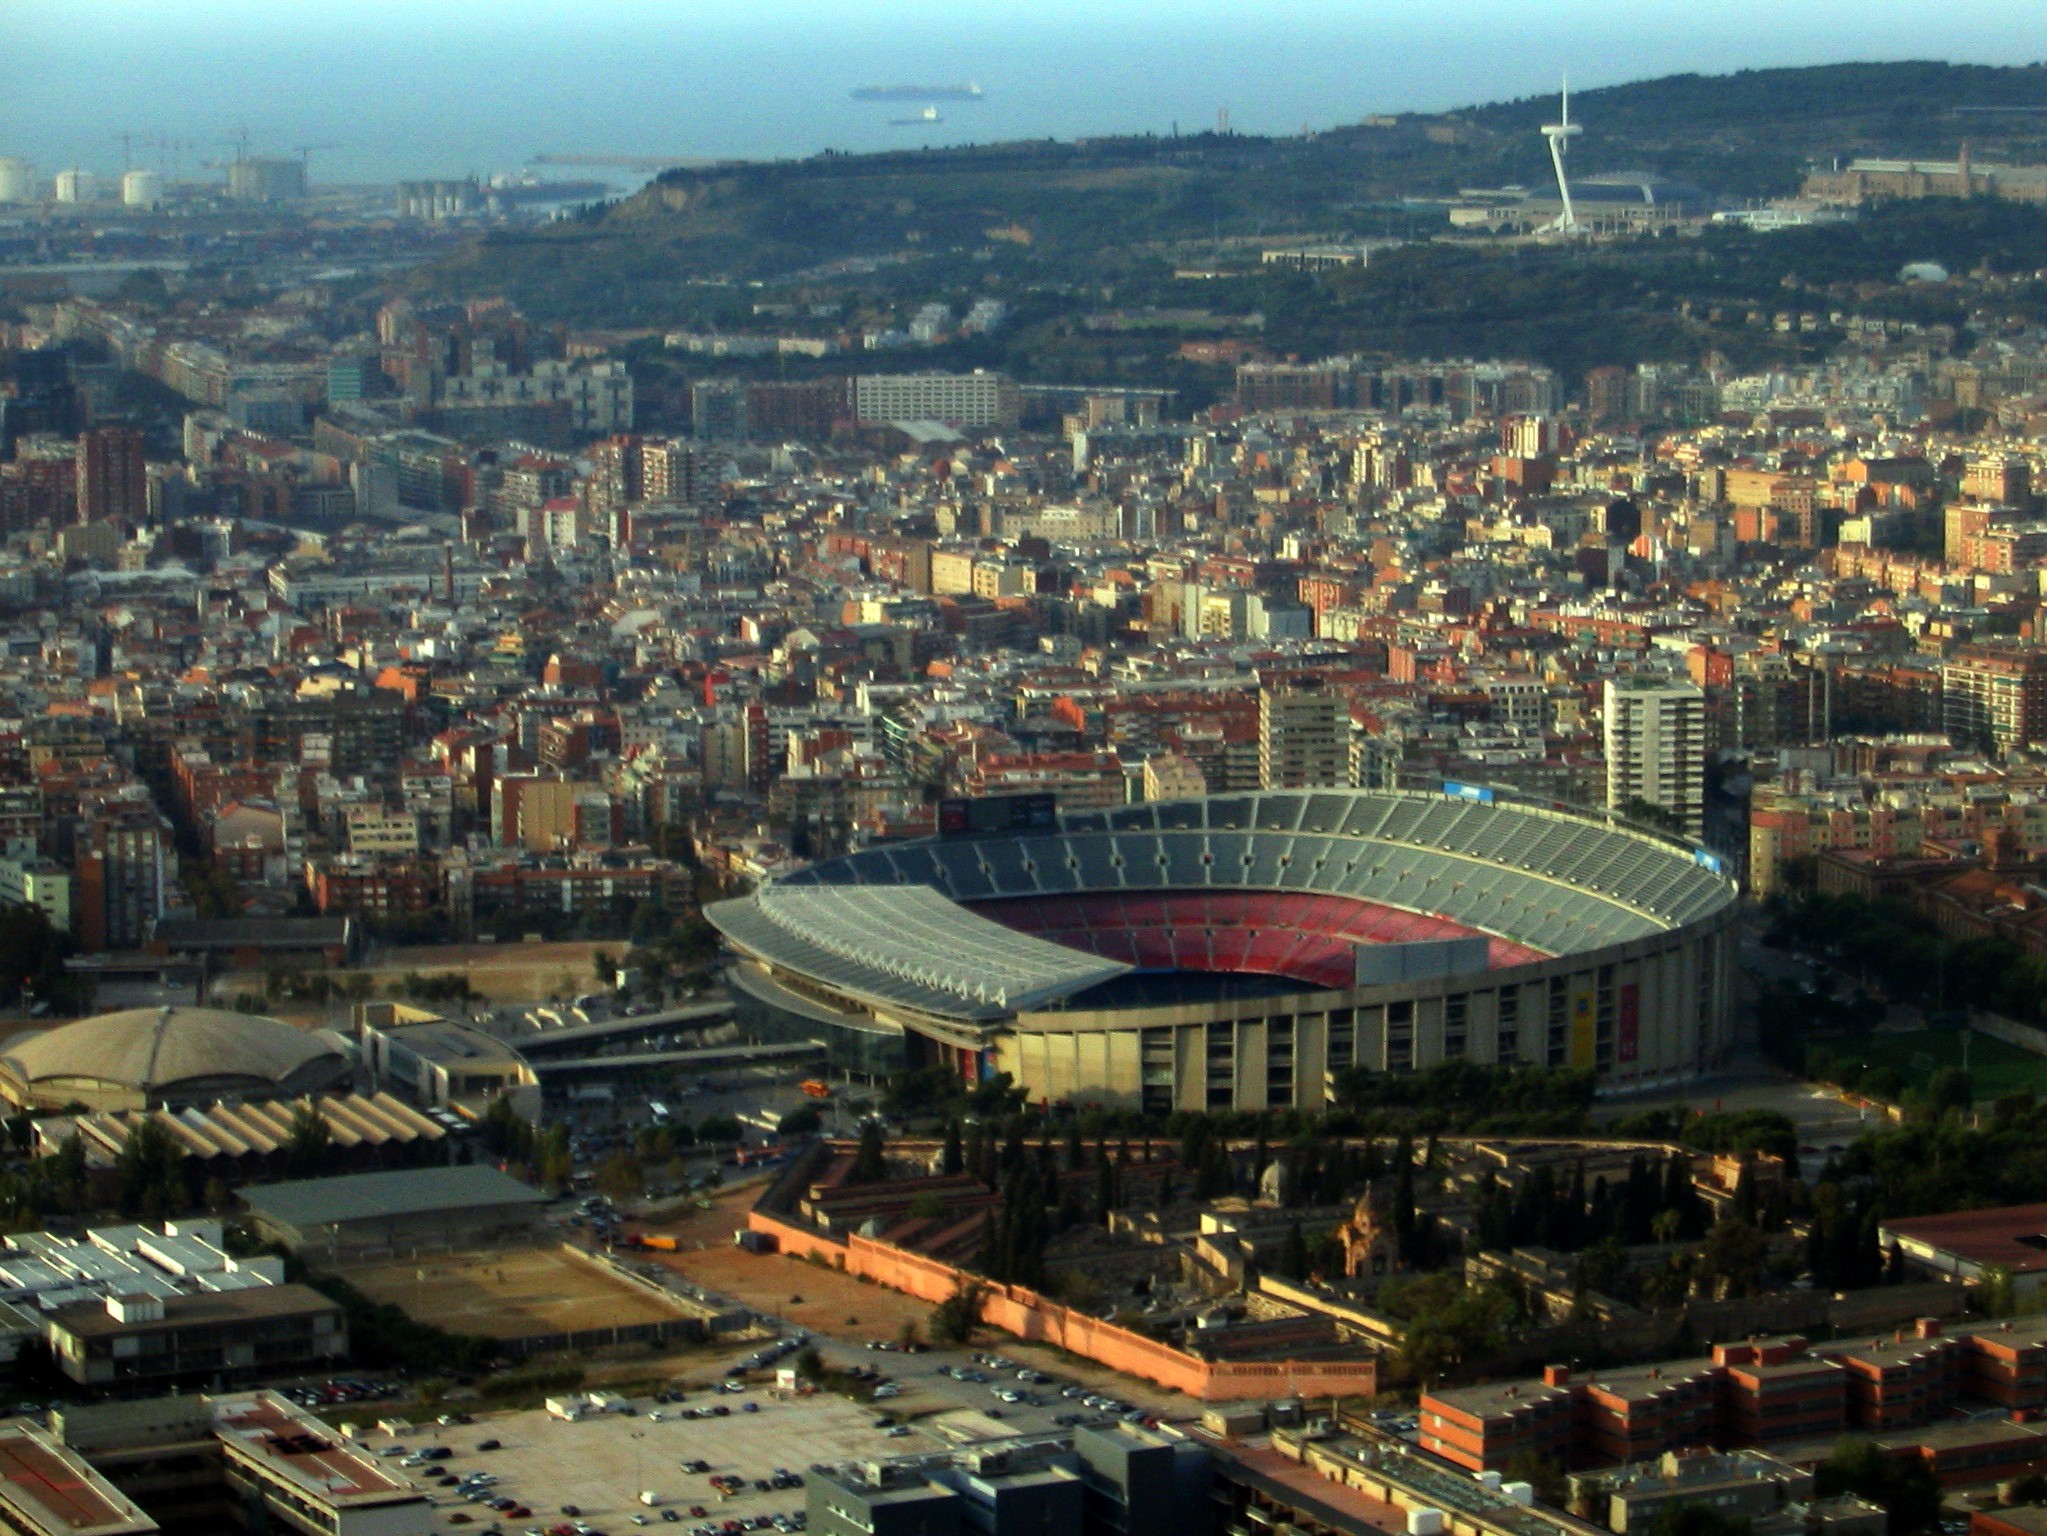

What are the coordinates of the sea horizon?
(3, 3, 2044, 190)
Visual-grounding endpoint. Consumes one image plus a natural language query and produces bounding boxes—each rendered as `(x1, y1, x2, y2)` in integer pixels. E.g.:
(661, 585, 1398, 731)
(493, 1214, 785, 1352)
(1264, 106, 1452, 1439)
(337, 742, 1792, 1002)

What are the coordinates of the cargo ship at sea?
(853, 83, 983, 102)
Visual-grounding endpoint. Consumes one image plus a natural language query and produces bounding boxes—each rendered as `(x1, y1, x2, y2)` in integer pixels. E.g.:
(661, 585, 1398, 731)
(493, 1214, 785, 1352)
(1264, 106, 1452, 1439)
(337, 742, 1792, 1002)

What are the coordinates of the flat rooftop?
(1579, 1359, 1718, 1401)
(0, 1426, 158, 1535)
(212, 1393, 417, 1507)
(374, 1016, 526, 1068)
(1424, 1379, 1572, 1421)
(241, 1164, 548, 1229)
(1885, 1205, 2047, 1276)
(1217, 1442, 1410, 1536)
(48, 1282, 335, 1339)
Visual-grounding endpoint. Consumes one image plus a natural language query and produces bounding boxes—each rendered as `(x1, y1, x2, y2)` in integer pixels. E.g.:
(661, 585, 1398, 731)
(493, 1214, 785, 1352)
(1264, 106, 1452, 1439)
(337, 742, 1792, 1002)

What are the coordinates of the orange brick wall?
(748, 1211, 1375, 1402)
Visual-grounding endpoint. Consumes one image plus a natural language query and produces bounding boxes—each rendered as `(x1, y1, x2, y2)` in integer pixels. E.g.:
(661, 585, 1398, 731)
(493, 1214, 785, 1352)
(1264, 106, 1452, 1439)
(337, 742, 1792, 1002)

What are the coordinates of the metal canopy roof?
(709, 884, 1130, 1021)
(772, 789, 1733, 957)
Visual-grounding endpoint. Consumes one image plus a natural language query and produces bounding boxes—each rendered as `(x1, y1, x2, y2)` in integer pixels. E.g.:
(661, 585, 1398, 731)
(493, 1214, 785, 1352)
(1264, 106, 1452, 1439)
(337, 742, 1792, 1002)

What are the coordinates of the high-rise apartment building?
(73, 806, 172, 952)
(853, 371, 1021, 430)
(0, 347, 83, 455)
(642, 439, 703, 504)
(692, 379, 749, 441)
(1942, 644, 2047, 754)
(75, 427, 147, 525)
(1258, 676, 1348, 789)
(747, 378, 852, 441)
(1603, 677, 1707, 839)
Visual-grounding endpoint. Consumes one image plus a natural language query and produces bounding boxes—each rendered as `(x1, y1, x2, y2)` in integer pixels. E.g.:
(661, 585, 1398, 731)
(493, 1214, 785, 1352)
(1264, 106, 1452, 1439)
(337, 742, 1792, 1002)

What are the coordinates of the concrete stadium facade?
(709, 788, 1740, 1111)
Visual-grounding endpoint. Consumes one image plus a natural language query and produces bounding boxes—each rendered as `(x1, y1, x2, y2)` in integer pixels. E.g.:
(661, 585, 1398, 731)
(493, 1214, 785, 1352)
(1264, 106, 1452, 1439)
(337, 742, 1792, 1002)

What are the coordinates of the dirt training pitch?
(339, 1246, 681, 1339)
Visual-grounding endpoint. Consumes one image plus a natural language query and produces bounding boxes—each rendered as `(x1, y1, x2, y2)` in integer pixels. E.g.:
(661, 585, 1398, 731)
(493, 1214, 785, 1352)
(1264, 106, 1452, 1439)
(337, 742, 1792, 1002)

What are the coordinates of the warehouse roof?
(239, 1166, 547, 1231)
(1882, 1203, 2047, 1277)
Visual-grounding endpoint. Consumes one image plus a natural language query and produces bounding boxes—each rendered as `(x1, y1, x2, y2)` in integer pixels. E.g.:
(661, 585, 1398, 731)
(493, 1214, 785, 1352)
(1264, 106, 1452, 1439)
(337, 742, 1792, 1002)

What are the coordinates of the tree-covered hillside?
(399, 60, 2047, 385)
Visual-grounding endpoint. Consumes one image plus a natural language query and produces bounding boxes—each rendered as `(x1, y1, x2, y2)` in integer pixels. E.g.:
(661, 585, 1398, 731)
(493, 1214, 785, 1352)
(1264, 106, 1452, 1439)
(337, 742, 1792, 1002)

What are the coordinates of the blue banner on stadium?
(1442, 781, 1495, 804)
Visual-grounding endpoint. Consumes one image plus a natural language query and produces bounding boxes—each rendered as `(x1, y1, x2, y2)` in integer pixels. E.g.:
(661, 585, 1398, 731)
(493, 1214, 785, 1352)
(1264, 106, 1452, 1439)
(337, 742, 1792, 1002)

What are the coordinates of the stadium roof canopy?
(709, 883, 1130, 1020)
(708, 790, 1737, 1026)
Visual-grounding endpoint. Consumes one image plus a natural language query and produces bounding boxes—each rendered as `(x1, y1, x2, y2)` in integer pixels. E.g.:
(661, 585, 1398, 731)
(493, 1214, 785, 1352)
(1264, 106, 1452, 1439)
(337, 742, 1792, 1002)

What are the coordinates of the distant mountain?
(403, 60, 2047, 338)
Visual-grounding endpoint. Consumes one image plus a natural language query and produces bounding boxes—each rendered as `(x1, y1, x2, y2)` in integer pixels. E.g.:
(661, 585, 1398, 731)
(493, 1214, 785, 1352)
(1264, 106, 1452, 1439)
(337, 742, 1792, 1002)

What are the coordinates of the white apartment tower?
(1603, 677, 1706, 839)
(1259, 676, 1349, 789)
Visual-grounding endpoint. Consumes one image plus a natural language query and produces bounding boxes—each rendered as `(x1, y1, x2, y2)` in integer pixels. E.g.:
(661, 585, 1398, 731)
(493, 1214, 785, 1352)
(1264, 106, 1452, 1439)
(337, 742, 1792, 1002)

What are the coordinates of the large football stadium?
(706, 787, 1740, 1111)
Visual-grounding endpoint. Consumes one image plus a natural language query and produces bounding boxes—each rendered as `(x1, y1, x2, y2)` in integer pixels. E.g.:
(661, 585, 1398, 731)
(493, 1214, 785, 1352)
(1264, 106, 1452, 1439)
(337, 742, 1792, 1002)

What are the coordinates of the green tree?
(1693, 1216, 1768, 1300)
(283, 1100, 333, 1179)
(45, 1133, 86, 1212)
(1816, 1438, 1941, 1535)
(594, 1151, 644, 1203)
(1924, 1066, 1973, 1115)
(536, 1125, 573, 1194)
(777, 1105, 823, 1137)
(849, 1121, 889, 1183)
(1381, 1272, 1527, 1385)
(1276, 1221, 1310, 1282)
(930, 1278, 987, 1345)
(114, 1116, 186, 1218)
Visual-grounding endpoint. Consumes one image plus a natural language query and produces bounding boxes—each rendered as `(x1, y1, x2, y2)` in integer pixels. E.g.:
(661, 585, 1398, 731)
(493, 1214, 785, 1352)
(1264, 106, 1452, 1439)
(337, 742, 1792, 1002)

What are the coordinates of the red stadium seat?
(965, 888, 1519, 987)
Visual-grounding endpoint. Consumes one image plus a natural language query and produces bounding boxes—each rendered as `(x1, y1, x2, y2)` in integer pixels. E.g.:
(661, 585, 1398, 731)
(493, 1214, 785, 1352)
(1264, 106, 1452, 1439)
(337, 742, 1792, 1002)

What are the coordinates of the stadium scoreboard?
(938, 792, 1059, 838)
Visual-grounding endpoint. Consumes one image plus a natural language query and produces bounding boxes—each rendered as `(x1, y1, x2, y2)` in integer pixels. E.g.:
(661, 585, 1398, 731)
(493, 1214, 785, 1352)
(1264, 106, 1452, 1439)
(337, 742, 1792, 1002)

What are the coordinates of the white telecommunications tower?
(1541, 77, 1582, 233)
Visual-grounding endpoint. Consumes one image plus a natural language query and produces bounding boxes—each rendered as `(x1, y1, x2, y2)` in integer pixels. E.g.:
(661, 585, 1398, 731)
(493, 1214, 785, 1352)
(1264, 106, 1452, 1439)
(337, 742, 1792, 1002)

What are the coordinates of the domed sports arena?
(0, 1006, 353, 1113)
(708, 787, 1740, 1112)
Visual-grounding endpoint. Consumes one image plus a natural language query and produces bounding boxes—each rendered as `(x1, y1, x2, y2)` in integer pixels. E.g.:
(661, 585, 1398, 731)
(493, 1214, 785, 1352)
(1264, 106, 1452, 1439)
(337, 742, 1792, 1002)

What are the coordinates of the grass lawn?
(1849, 1027, 2047, 1099)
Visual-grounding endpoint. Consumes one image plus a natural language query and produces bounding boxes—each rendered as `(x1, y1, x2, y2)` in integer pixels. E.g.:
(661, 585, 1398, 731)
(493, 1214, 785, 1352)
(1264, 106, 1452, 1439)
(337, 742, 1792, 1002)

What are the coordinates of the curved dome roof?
(1, 1006, 346, 1097)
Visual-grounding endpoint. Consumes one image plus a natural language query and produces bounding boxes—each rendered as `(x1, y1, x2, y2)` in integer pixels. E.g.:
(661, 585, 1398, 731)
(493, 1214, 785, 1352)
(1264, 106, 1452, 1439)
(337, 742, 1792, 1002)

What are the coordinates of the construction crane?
(293, 144, 338, 185)
(220, 127, 251, 166)
(139, 136, 186, 183)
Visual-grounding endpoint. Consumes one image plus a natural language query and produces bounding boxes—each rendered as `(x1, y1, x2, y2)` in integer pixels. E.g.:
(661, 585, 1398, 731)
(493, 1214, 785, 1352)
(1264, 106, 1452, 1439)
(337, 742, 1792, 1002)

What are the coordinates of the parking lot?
(359, 1390, 940, 1533)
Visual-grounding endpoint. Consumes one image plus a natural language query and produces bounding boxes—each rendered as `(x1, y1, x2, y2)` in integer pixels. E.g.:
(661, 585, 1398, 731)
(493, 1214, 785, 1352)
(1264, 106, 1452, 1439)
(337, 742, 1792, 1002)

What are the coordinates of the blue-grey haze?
(3, 2, 2044, 188)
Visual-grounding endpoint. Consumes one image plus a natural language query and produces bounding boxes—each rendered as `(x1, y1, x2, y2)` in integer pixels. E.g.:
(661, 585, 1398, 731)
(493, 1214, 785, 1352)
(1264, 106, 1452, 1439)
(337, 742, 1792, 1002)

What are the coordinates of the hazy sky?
(7, 1, 2044, 183)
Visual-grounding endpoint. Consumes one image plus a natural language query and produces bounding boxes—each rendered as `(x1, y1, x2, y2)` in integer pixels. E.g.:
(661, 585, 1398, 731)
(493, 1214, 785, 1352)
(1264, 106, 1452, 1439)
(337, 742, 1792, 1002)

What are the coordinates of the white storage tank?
(121, 169, 162, 208)
(54, 168, 95, 204)
(0, 158, 34, 203)
(1502, 1482, 1535, 1506)
(1477, 1471, 1503, 1492)
(1407, 1510, 1445, 1536)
